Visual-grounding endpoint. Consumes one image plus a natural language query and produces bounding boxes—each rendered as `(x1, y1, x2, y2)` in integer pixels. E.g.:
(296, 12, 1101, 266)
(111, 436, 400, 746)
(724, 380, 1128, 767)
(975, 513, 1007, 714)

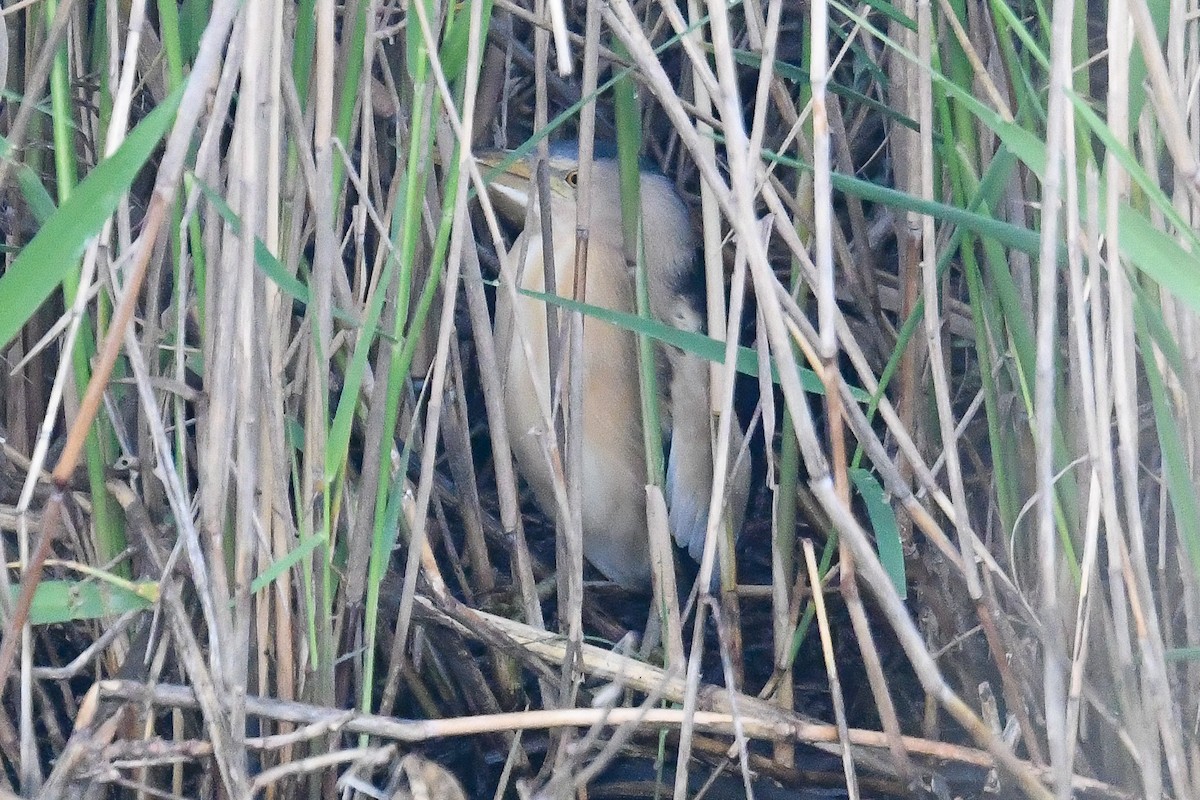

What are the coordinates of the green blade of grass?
(1132, 288, 1200, 592)
(518, 285, 871, 403)
(20, 579, 156, 625)
(0, 85, 182, 350)
(850, 467, 906, 598)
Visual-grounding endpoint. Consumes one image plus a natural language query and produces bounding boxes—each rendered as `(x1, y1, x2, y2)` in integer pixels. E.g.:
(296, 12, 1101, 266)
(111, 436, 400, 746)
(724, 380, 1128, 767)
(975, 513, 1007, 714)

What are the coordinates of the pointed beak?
(475, 150, 536, 223)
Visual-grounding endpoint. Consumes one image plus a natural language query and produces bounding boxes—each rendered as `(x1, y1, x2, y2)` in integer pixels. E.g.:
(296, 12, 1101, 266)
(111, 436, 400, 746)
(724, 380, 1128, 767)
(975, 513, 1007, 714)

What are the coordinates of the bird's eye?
(564, 170, 579, 187)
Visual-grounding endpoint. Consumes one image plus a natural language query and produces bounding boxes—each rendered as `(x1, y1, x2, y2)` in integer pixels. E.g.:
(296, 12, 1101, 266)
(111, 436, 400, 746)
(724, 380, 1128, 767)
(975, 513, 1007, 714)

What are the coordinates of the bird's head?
(475, 148, 586, 227)
(475, 144, 691, 276)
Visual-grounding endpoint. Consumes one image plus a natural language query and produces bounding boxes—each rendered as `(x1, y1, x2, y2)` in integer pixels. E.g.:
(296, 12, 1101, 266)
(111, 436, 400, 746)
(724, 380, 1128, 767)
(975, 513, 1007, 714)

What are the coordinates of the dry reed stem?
(91, 668, 1139, 800)
(1, 0, 1196, 795)
(4, 0, 240, 787)
(600, 2, 1055, 797)
(803, 540, 859, 799)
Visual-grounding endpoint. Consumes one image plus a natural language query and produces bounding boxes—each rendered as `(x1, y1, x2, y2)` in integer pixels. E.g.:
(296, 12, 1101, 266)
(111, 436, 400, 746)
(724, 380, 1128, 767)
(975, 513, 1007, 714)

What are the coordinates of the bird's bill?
(474, 150, 537, 221)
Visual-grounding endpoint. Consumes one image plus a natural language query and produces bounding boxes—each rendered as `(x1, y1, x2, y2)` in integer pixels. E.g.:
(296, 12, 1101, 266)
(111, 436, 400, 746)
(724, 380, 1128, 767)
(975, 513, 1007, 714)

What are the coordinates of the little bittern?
(479, 146, 750, 591)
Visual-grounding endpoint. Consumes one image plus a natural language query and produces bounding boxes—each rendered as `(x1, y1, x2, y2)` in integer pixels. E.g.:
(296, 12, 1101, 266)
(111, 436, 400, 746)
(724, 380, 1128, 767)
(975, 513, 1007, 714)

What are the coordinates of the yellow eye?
(564, 170, 579, 187)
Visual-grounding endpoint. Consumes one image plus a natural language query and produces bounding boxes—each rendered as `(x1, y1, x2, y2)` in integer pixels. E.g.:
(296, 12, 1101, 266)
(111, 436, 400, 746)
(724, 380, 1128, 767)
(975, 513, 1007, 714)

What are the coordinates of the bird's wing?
(665, 351, 715, 560)
(665, 352, 751, 562)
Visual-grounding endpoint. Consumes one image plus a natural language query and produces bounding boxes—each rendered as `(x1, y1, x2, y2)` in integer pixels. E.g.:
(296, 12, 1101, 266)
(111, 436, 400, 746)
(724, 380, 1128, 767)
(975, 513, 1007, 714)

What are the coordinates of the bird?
(477, 145, 750, 591)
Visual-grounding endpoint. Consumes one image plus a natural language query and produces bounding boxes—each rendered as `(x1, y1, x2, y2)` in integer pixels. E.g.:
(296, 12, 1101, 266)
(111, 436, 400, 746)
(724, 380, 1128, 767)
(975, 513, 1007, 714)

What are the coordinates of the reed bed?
(0, 0, 1196, 797)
